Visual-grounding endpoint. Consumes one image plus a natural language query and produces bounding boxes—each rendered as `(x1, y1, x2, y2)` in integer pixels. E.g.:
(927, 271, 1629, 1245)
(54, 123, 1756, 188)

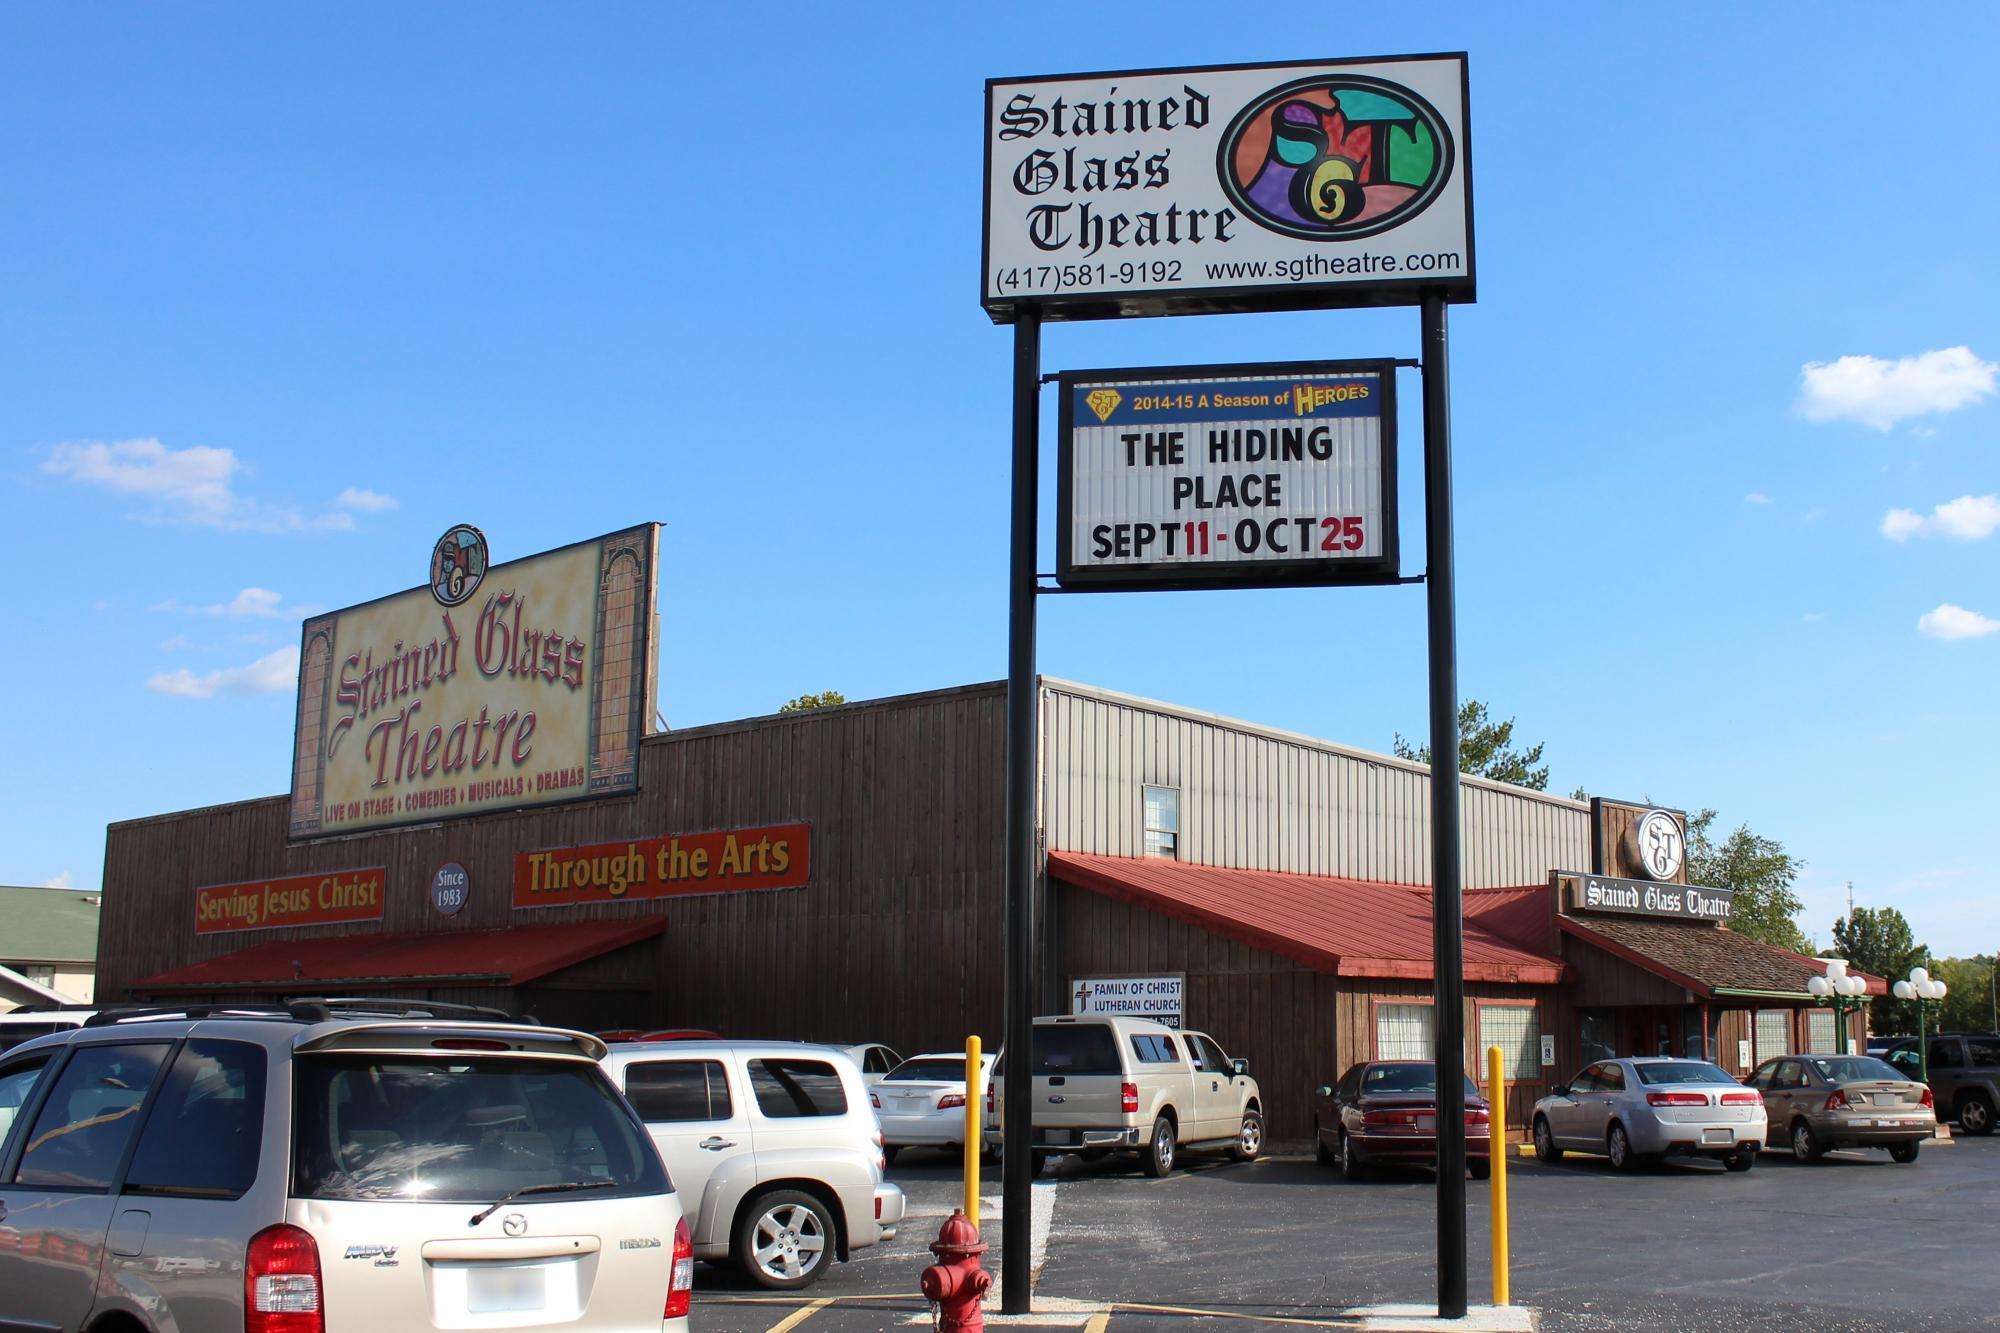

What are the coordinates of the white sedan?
(872, 1052, 994, 1164)
(1532, 1057, 1767, 1172)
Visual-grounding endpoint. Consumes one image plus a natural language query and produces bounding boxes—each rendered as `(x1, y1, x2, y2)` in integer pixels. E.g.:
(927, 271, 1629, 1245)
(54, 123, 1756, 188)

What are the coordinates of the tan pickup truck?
(984, 1015, 1264, 1176)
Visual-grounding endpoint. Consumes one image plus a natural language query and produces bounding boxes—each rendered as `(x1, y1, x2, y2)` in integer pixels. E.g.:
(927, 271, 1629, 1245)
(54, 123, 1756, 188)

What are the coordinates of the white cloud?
(1797, 346, 1998, 430)
(153, 587, 311, 619)
(1744, 491, 1773, 505)
(1882, 495, 2000, 542)
(335, 487, 399, 512)
(41, 871, 76, 889)
(146, 645, 300, 698)
(43, 437, 361, 533)
(160, 633, 192, 652)
(1802, 612, 1826, 623)
(1917, 604, 2000, 640)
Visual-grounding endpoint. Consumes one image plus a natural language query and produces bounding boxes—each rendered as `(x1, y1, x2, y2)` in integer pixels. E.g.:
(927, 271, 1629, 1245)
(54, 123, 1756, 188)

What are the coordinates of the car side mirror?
(1232, 1058, 1250, 1077)
(1551, 1083, 1570, 1097)
(1316, 1085, 1333, 1099)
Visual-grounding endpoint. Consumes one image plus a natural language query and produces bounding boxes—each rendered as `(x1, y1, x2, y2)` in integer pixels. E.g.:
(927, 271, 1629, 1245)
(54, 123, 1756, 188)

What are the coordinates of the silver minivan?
(0, 1001, 693, 1332)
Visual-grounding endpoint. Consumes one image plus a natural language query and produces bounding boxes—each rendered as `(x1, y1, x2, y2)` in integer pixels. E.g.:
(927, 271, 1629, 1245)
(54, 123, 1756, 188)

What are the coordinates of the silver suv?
(601, 1040, 905, 1290)
(0, 1001, 693, 1333)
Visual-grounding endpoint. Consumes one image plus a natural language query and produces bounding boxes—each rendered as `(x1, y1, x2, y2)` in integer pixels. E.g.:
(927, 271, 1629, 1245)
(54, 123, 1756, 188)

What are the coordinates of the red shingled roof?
(133, 917, 664, 994)
(1048, 852, 1567, 985)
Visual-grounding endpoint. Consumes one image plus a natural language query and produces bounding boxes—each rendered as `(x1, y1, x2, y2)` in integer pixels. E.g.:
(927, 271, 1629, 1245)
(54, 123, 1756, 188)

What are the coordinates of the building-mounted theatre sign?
(1591, 799, 1690, 885)
(1058, 359, 1398, 590)
(1558, 871, 1734, 926)
(288, 524, 660, 839)
(195, 868, 386, 935)
(984, 54, 1472, 322)
(513, 823, 811, 910)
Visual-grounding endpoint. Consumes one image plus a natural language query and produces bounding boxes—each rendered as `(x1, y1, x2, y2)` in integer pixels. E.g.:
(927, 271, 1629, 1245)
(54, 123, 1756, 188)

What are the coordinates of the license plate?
(1874, 1094, 1897, 1107)
(1702, 1127, 1734, 1144)
(1416, 1115, 1436, 1132)
(468, 1266, 547, 1314)
(1044, 1129, 1075, 1146)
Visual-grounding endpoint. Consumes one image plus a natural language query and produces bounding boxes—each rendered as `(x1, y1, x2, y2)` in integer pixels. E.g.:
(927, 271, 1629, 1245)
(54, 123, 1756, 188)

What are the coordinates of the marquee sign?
(289, 524, 660, 839)
(1591, 799, 1691, 885)
(984, 54, 1473, 322)
(1560, 871, 1734, 925)
(513, 823, 811, 910)
(1058, 359, 1398, 590)
(195, 868, 386, 935)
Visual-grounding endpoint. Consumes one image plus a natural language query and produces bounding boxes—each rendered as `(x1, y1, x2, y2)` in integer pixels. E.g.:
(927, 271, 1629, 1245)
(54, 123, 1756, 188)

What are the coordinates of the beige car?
(985, 1016, 1264, 1176)
(601, 1040, 905, 1289)
(0, 1001, 692, 1333)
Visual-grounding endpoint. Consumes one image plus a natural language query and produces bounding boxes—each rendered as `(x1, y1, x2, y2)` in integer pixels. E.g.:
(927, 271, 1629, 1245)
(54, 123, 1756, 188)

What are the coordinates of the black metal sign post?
(1421, 291, 1467, 1319)
(1001, 305, 1041, 1316)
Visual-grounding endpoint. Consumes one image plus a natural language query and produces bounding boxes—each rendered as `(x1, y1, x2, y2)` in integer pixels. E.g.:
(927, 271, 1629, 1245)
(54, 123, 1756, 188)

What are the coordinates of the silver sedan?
(872, 1052, 993, 1164)
(1533, 1057, 1767, 1172)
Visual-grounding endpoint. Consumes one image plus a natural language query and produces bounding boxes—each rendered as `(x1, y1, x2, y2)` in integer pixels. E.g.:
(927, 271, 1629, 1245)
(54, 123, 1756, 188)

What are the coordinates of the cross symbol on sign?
(1074, 983, 1092, 1008)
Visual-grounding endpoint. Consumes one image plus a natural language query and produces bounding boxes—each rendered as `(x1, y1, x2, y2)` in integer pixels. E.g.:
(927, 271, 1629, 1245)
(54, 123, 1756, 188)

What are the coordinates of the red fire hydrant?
(919, 1209, 990, 1331)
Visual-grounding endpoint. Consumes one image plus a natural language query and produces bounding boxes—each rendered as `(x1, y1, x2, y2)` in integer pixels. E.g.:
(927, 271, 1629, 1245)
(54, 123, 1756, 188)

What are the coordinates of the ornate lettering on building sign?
(1562, 871, 1733, 925)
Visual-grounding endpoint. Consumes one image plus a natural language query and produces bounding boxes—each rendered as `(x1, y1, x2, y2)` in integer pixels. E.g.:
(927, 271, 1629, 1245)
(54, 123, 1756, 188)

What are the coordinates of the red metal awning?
(132, 917, 665, 994)
(1049, 851, 1568, 985)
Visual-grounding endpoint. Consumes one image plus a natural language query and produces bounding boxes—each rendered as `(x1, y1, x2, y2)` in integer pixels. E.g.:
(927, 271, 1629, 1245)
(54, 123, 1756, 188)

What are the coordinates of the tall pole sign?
(983, 54, 1474, 1318)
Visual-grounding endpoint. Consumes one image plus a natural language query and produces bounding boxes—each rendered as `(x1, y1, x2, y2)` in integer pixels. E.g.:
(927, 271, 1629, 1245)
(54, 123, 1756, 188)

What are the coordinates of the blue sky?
(4, 6, 1995, 954)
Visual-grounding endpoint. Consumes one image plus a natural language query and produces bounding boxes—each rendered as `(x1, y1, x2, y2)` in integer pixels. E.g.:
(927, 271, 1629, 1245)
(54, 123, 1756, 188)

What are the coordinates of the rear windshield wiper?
(469, 1179, 615, 1226)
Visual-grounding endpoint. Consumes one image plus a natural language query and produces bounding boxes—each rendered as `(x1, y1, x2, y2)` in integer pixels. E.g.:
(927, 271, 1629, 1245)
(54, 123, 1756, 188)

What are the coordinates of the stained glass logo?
(1217, 74, 1452, 242)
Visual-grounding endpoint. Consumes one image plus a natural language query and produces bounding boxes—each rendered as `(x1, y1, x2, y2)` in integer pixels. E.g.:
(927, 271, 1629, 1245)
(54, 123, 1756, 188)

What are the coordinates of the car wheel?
(1231, 1111, 1265, 1162)
(1469, 1158, 1491, 1180)
(735, 1189, 834, 1290)
(1608, 1122, 1637, 1172)
(1957, 1091, 1995, 1136)
(1314, 1119, 1336, 1168)
(1533, 1115, 1563, 1163)
(1144, 1116, 1177, 1177)
(1723, 1150, 1756, 1172)
(882, 1145, 900, 1167)
(1790, 1119, 1823, 1163)
(1338, 1130, 1367, 1181)
(1889, 1141, 1921, 1164)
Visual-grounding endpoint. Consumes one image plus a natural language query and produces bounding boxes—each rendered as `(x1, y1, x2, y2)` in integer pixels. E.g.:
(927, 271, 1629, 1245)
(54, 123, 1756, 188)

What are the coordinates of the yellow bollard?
(964, 1035, 983, 1227)
(1487, 1044, 1509, 1307)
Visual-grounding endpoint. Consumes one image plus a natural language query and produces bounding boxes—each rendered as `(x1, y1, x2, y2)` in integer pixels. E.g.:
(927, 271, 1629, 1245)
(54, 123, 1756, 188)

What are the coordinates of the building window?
(1754, 1009, 1792, 1063)
(1142, 786, 1179, 859)
(19, 966, 54, 987)
(1579, 1008, 1617, 1065)
(1478, 1004, 1540, 1082)
(1375, 1002, 1434, 1060)
(1806, 1009, 1837, 1053)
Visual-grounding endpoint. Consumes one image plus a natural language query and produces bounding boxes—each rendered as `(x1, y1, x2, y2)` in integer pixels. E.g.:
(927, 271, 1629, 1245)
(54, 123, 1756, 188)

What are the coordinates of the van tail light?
(1647, 1092, 1710, 1107)
(1363, 1108, 1421, 1125)
(1718, 1092, 1762, 1107)
(246, 1224, 322, 1333)
(664, 1216, 694, 1320)
(1121, 1082, 1139, 1114)
(1920, 1086, 1935, 1110)
(1465, 1106, 1490, 1125)
(938, 1093, 966, 1110)
(1823, 1089, 1850, 1112)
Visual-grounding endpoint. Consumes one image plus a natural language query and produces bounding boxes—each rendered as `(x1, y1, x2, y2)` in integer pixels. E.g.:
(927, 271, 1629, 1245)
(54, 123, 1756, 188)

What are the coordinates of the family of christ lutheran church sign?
(288, 524, 660, 839)
(983, 55, 1473, 322)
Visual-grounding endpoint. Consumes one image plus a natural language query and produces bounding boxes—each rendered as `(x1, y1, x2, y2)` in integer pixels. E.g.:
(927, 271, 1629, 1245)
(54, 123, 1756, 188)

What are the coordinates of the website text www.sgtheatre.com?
(991, 249, 1462, 296)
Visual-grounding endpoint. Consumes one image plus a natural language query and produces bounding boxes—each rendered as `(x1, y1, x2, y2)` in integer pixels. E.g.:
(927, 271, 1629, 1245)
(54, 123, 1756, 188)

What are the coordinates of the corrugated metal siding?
(1041, 679, 1590, 889)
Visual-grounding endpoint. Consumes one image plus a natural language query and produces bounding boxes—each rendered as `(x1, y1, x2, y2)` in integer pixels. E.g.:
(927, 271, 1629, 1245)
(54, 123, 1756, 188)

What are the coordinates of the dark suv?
(1878, 1033, 2000, 1135)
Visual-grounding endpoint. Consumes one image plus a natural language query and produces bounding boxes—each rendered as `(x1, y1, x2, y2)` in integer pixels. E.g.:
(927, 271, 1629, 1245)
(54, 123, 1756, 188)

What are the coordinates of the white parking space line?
(1030, 1178, 1057, 1284)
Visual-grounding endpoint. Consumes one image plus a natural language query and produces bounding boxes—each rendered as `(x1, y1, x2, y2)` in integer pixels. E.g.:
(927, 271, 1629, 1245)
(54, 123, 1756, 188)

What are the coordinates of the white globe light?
(1808, 976, 1830, 998)
(1931, 980, 1948, 1001)
(1894, 980, 1915, 1000)
(1844, 976, 1869, 997)
(1826, 959, 1849, 981)
(1912, 967, 1930, 987)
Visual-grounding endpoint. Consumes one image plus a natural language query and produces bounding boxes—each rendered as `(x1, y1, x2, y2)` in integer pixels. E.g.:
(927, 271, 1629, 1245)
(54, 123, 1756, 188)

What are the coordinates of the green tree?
(1687, 810, 1809, 953)
(779, 690, 847, 713)
(1393, 700, 1550, 790)
(1830, 906, 1928, 1034)
(1933, 955, 1996, 1034)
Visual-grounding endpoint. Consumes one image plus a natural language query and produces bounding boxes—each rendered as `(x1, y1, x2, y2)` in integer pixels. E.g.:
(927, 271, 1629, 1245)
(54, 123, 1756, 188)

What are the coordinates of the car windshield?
(293, 1054, 667, 1202)
(1807, 1056, 1904, 1083)
(1361, 1063, 1480, 1097)
(885, 1059, 966, 1082)
(1635, 1062, 1737, 1086)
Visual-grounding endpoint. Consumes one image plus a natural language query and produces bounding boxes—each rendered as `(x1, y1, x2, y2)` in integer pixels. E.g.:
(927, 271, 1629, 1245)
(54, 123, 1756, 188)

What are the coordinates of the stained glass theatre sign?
(288, 524, 661, 839)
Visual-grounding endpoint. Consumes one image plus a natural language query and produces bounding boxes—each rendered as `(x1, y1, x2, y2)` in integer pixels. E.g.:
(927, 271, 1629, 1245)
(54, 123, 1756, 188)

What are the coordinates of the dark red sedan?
(1312, 1060, 1491, 1179)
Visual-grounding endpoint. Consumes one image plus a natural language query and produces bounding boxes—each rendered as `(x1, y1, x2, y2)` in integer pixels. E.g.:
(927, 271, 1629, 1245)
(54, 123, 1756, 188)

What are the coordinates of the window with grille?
(1806, 1009, 1837, 1053)
(1375, 1002, 1434, 1060)
(1478, 1004, 1540, 1081)
(1143, 786, 1179, 859)
(1754, 1010, 1792, 1062)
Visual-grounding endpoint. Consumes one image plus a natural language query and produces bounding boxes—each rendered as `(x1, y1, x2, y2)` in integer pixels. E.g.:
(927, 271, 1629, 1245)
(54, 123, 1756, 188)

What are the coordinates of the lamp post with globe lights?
(1892, 967, 1948, 1084)
(1807, 959, 1869, 1054)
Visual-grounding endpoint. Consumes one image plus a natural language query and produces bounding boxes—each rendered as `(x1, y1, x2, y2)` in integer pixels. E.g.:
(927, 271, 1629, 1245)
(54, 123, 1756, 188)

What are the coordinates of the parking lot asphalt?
(691, 1136, 2000, 1332)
